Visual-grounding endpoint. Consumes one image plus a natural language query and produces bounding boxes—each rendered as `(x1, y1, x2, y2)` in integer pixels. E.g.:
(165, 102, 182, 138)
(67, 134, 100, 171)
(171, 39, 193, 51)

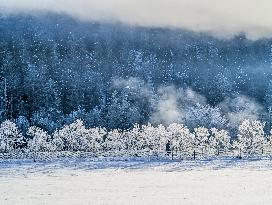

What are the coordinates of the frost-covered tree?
(125, 124, 142, 156)
(134, 124, 153, 156)
(193, 127, 210, 157)
(103, 129, 123, 156)
(138, 124, 157, 156)
(233, 120, 267, 158)
(167, 123, 194, 158)
(27, 126, 53, 161)
(0, 120, 23, 153)
(123, 123, 167, 157)
(51, 132, 65, 152)
(156, 124, 169, 151)
(87, 127, 107, 154)
(140, 123, 165, 157)
(27, 126, 52, 152)
(209, 128, 231, 156)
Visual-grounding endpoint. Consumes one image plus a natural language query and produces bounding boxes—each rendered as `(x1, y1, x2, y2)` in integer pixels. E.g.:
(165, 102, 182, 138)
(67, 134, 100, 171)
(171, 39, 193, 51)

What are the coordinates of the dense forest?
(1, 13, 272, 135)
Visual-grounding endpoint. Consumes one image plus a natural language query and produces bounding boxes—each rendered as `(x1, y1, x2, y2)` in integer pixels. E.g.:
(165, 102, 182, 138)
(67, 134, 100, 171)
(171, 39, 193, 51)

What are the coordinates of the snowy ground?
(1, 158, 272, 205)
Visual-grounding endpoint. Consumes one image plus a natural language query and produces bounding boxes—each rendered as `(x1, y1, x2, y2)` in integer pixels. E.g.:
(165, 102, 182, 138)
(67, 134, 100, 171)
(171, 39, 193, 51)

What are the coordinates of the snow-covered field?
(1, 159, 272, 205)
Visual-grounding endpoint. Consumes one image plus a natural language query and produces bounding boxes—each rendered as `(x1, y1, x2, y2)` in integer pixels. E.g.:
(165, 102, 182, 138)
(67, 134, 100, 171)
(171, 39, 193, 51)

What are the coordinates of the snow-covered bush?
(0, 120, 23, 153)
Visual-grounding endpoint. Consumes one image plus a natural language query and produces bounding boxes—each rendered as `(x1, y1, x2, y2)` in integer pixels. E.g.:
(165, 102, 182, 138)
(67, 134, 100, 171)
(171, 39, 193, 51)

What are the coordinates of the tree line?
(0, 119, 271, 160)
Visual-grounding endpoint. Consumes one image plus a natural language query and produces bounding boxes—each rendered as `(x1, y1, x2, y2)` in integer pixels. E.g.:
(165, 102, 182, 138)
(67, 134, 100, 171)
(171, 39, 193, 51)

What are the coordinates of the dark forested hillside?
(0, 13, 272, 132)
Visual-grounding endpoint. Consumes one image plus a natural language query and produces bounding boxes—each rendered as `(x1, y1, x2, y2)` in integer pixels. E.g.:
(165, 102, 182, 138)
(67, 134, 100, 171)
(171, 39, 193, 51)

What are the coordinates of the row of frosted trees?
(0, 119, 271, 159)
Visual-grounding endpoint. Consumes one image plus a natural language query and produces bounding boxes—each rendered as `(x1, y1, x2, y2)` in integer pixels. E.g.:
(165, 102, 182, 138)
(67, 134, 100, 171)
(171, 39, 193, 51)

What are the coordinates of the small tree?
(233, 120, 267, 158)
(167, 123, 194, 159)
(156, 124, 169, 156)
(51, 132, 65, 152)
(137, 124, 154, 157)
(87, 127, 106, 155)
(125, 124, 142, 156)
(0, 120, 23, 153)
(27, 126, 52, 162)
(103, 129, 123, 156)
(143, 124, 167, 157)
(193, 127, 210, 158)
(209, 128, 231, 156)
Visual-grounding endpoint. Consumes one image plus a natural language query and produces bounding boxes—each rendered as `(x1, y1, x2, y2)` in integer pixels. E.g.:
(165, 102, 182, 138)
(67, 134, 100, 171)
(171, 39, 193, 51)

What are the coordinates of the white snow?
(1, 159, 272, 205)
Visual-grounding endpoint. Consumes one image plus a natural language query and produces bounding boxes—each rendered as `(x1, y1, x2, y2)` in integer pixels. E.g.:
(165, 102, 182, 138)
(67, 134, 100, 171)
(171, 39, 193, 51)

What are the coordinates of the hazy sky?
(1, 0, 272, 40)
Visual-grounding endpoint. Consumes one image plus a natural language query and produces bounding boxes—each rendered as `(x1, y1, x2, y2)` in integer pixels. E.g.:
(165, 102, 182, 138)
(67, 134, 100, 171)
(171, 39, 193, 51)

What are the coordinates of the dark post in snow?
(166, 141, 171, 159)
(193, 150, 196, 160)
(238, 148, 242, 159)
